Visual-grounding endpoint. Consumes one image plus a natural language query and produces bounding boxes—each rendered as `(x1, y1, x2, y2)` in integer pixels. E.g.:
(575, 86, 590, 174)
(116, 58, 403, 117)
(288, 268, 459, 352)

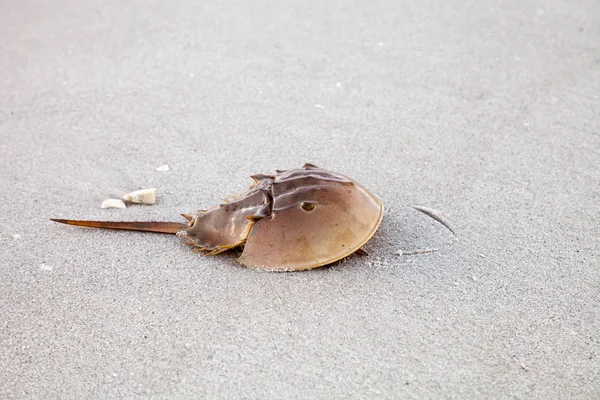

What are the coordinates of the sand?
(1, 0, 598, 398)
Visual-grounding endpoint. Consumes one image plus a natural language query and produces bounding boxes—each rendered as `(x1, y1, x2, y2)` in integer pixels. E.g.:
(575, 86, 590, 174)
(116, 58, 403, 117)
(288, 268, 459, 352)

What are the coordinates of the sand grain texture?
(1, 0, 599, 398)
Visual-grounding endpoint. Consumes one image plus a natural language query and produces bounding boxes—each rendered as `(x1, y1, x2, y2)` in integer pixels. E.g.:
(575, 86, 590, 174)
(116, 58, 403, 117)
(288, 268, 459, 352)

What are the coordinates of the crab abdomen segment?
(180, 179, 272, 253)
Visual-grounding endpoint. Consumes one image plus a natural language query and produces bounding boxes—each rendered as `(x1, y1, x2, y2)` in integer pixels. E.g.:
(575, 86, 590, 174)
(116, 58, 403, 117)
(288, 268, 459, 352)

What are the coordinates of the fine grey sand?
(1, 1, 599, 398)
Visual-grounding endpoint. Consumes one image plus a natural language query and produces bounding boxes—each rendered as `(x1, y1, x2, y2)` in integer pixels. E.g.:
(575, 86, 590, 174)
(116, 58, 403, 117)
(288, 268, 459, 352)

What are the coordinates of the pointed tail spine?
(50, 219, 188, 235)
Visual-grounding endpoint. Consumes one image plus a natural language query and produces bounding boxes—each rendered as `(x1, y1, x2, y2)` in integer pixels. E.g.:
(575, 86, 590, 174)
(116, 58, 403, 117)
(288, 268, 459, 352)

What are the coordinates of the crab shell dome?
(237, 166, 383, 271)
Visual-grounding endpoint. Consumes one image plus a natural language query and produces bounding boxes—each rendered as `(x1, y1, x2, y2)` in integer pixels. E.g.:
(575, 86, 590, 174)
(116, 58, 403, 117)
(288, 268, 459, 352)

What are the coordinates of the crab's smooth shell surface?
(237, 173, 383, 271)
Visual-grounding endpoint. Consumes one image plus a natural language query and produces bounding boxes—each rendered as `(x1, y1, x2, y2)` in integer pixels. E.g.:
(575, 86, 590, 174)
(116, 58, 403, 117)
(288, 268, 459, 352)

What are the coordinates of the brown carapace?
(51, 164, 384, 271)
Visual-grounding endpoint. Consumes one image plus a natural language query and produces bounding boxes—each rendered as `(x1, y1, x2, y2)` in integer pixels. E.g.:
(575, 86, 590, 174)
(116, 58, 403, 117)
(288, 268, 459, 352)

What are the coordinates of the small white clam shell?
(155, 164, 170, 172)
(122, 188, 157, 205)
(101, 199, 127, 209)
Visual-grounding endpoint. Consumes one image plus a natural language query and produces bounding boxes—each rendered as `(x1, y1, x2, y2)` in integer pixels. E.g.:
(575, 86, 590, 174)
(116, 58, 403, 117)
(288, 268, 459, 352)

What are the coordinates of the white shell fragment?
(40, 263, 54, 271)
(155, 164, 170, 172)
(101, 199, 127, 209)
(122, 188, 157, 205)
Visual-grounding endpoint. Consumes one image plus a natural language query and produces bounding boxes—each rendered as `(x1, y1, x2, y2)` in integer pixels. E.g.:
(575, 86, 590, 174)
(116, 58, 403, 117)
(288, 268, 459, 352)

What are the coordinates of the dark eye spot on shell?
(301, 202, 315, 212)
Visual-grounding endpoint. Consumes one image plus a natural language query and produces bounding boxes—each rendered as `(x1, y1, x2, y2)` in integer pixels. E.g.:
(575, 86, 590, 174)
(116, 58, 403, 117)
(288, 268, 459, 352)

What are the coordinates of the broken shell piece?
(101, 199, 127, 209)
(122, 188, 157, 205)
(155, 165, 170, 172)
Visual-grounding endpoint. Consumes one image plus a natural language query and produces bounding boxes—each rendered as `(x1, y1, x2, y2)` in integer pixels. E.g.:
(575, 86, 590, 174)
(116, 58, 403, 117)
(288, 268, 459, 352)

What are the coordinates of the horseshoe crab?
(51, 163, 384, 271)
